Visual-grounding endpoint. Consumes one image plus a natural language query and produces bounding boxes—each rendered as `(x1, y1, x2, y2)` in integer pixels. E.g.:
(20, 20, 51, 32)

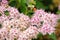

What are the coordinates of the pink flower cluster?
(2, 14, 30, 31)
(18, 26, 39, 40)
(9, 28, 20, 40)
(38, 24, 55, 35)
(0, 0, 60, 39)
(0, 5, 59, 40)
(0, 4, 37, 40)
(0, 6, 20, 23)
(31, 9, 59, 35)
(0, 27, 8, 40)
(31, 9, 45, 27)
(0, 0, 8, 6)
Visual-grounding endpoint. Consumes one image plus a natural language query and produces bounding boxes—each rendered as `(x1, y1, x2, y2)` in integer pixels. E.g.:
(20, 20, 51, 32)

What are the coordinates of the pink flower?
(31, 9, 58, 28)
(18, 34, 29, 40)
(18, 26, 39, 40)
(6, 7, 20, 19)
(38, 24, 55, 35)
(0, 27, 8, 40)
(2, 0, 8, 4)
(0, 6, 21, 23)
(0, 6, 6, 23)
(0, 6, 6, 12)
(31, 9, 45, 27)
(34, 9, 45, 16)
(42, 13, 58, 27)
(9, 28, 20, 40)
(31, 16, 41, 27)
(23, 26, 39, 39)
(0, 0, 8, 6)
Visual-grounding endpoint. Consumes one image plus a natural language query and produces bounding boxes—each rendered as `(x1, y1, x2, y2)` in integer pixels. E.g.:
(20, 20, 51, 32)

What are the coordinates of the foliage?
(4, 10, 9, 16)
(0, 24, 2, 28)
(48, 33, 57, 40)
(35, 0, 52, 9)
(57, 10, 60, 14)
(32, 33, 57, 40)
(9, 0, 35, 17)
(8, 0, 59, 16)
(32, 33, 43, 40)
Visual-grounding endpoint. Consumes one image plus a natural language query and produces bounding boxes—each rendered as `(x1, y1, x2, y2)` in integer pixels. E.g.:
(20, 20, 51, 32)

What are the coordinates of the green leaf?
(41, 0, 52, 6)
(8, 0, 34, 16)
(35, 33, 43, 40)
(58, 19, 60, 22)
(9, 0, 14, 3)
(0, 24, 2, 28)
(57, 10, 60, 14)
(4, 10, 9, 16)
(21, 0, 26, 4)
(32, 33, 43, 40)
(9, 0, 16, 7)
(37, 33, 43, 38)
(18, 0, 21, 3)
(27, 10, 34, 17)
(35, 0, 52, 11)
(18, 0, 27, 14)
(0, 13, 2, 16)
(27, 0, 36, 5)
(17, 0, 27, 8)
(22, 0, 26, 3)
(14, 38, 17, 40)
(36, 1, 45, 9)
(20, 5, 27, 13)
(48, 33, 57, 40)
(16, 0, 21, 8)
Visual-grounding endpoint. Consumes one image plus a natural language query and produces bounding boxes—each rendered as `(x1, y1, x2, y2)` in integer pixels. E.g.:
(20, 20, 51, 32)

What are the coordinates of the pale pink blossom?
(9, 28, 20, 40)
(38, 24, 55, 35)
(31, 9, 45, 27)
(18, 26, 39, 40)
(42, 13, 58, 27)
(31, 16, 41, 27)
(0, 27, 8, 40)
(0, 0, 8, 6)
(23, 26, 39, 39)
(31, 9, 58, 28)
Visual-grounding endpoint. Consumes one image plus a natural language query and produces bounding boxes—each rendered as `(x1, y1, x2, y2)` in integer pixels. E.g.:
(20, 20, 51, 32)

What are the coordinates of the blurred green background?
(8, 0, 60, 16)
